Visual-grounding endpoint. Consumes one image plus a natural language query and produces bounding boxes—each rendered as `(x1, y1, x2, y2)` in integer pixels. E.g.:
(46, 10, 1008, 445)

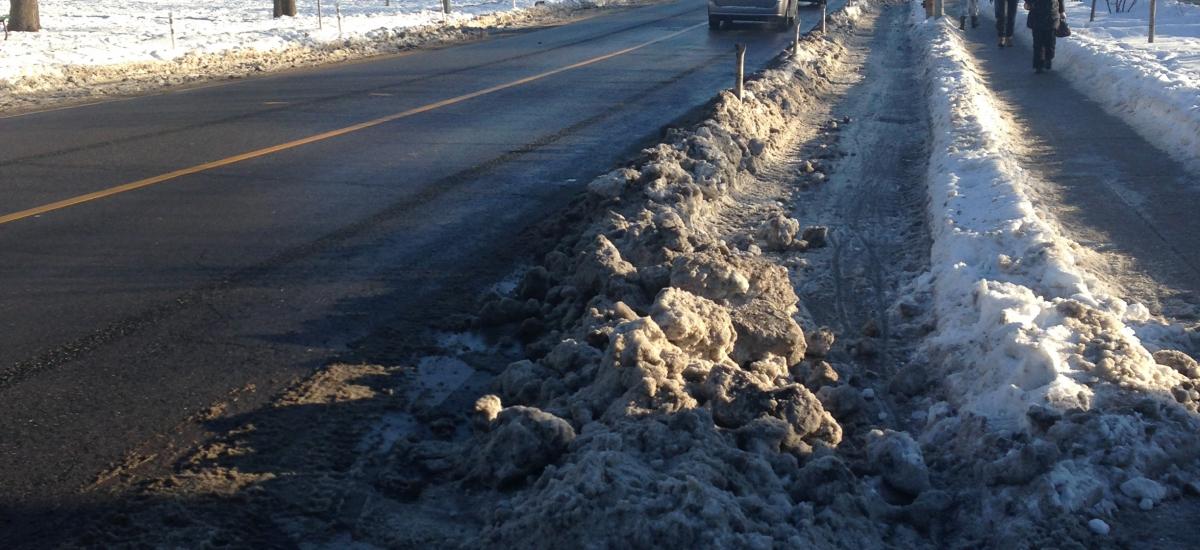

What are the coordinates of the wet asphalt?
(0, 0, 835, 543)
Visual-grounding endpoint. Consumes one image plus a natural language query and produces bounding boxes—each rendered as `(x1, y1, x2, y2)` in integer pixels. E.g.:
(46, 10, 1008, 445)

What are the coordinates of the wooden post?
(443, 0, 452, 15)
(735, 43, 746, 100)
(169, 12, 176, 49)
(935, 0, 944, 18)
(1148, 0, 1156, 42)
(1090, 0, 1096, 21)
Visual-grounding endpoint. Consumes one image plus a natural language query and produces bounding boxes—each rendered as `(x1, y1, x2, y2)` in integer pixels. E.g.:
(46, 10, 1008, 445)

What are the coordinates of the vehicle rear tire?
(708, 15, 720, 29)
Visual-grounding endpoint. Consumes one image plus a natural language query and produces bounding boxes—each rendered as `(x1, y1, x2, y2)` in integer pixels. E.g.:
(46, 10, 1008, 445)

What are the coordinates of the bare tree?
(9, 0, 41, 32)
(274, 0, 297, 17)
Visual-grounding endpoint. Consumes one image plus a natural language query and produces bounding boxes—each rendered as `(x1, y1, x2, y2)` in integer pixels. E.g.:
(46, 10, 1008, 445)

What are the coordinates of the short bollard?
(1149, 0, 1157, 42)
(735, 44, 747, 100)
(794, 18, 802, 53)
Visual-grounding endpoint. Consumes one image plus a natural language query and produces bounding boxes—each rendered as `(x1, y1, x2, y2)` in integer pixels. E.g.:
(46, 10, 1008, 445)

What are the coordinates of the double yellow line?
(0, 22, 704, 227)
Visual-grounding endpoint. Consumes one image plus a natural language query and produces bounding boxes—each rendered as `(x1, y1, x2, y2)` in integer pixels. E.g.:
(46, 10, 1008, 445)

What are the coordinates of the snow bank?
(0, 0, 639, 110)
(983, 0, 1200, 173)
(910, 1, 1200, 526)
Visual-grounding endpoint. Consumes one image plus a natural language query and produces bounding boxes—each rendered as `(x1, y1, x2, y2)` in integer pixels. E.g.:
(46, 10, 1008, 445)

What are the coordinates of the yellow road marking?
(0, 22, 704, 227)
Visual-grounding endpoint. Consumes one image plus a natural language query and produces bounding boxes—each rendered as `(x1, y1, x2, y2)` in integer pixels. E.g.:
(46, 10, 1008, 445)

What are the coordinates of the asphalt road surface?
(0, 0, 837, 543)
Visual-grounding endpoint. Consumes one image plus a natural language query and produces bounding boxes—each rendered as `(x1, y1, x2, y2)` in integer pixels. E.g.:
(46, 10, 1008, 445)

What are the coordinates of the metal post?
(335, 0, 342, 37)
(821, 2, 827, 31)
(794, 18, 802, 55)
(735, 44, 746, 100)
(317, 0, 323, 29)
(443, 0, 451, 15)
(168, 12, 175, 49)
(935, 0, 944, 17)
(1148, 0, 1156, 42)
(1090, 0, 1096, 21)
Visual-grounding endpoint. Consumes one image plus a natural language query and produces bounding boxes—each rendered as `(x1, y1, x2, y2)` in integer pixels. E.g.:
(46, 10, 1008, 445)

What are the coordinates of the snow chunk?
(650, 288, 737, 363)
(756, 213, 802, 251)
(1119, 477, 1166, 504)
(466, 405, 576, 488)
(866, 429, 930, 496)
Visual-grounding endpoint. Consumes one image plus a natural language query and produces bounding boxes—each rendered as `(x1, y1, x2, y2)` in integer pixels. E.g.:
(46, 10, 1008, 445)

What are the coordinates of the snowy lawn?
(0, 0, 623, 101)
(986, 0, 1200, 172)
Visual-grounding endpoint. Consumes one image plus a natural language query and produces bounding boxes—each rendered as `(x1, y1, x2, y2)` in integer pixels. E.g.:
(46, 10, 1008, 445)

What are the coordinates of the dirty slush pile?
(383, 4, 935, 548)
(371, 4, 928, 546)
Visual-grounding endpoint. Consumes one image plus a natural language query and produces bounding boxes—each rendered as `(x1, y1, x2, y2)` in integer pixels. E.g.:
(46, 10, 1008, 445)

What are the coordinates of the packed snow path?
(0, 0, 835, 544)
(955, 12, 1200, 315)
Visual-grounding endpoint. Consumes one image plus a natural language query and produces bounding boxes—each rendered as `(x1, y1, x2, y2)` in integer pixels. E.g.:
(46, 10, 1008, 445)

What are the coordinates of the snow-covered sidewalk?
(983, 0, 1200, 173)
(0, 0, 635, 110)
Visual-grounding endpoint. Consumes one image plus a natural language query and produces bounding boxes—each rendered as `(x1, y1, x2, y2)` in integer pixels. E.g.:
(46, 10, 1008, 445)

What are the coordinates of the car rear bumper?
(707, 1, 786, 19)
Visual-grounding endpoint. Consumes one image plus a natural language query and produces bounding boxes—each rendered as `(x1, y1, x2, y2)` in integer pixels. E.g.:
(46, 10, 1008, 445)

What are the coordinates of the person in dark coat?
(995, 0, 1019, 47)
(1026, 0, 1066, 72)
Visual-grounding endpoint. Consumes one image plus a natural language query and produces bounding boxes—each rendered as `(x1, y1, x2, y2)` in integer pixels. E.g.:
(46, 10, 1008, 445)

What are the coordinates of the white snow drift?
(911, 1, 1200, 523)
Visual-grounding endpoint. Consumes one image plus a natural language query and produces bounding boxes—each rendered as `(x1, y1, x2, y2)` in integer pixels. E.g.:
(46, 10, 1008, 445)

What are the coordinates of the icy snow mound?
(910, 1, 1200, 525)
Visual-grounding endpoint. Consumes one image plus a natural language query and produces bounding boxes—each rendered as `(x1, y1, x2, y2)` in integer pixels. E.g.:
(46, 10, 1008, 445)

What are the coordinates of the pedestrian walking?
(995, 0, 1019, 46)
(1025, 0, 1065, 72)
(960, 0, 979, 29)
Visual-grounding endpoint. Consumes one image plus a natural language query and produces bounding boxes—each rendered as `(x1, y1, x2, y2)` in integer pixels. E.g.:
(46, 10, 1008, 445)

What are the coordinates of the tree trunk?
(9, 0, 41, 32)
(273, 0, 297, 17)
